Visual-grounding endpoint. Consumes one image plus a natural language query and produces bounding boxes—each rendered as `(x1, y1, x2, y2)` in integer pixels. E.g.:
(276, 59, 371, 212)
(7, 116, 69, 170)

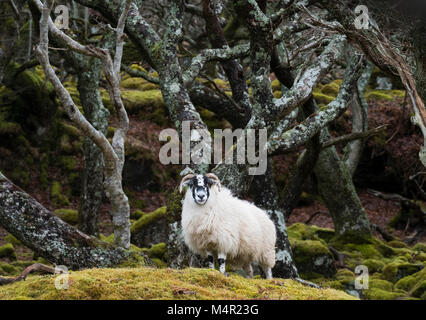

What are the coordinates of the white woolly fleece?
(181, 185, 276, 270)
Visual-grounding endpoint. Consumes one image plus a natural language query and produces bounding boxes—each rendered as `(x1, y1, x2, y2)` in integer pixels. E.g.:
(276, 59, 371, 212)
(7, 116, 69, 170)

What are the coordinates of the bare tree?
(33, 0, 132, 248)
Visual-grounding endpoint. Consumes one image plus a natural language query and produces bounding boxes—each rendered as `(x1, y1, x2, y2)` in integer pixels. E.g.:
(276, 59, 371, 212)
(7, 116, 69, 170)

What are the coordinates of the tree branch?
(268, 53, 366, 155)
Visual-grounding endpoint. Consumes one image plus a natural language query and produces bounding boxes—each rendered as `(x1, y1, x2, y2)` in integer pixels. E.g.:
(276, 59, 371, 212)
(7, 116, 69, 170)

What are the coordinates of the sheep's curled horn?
(205, 173, 222, 192)
(179, 174, 195, 193)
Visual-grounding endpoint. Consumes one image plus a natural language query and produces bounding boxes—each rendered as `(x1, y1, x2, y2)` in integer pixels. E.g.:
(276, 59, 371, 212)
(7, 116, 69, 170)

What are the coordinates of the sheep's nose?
(199, 195, 205, 200)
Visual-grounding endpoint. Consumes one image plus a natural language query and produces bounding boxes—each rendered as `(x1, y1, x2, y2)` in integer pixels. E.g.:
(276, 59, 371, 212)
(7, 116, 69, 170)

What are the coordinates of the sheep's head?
(179, 173, 222, 205)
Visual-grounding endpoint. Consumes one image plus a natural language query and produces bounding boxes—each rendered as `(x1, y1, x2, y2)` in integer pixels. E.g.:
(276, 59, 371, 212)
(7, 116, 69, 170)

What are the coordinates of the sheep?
(179, 173, 276, 279)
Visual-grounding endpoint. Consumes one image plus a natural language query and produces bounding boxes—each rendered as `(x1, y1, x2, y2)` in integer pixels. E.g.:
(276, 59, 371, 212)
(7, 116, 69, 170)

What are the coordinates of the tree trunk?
(280, 98, 321, 220)
(251, 159, 299, 278)
(343, 60, 374, 176)
(77, 58, 110, 236)
(314, 130, 372, 243)
(0, 172, 134, 269)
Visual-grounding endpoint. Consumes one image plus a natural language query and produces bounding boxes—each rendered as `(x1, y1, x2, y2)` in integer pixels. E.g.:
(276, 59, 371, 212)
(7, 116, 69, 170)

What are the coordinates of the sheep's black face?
(189, 175, 213, 205)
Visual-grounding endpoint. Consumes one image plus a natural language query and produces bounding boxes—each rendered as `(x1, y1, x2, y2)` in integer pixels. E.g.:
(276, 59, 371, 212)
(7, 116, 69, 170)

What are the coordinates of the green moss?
(53, 209, 79, 225)
(313, 92, 335, 105)
(4, 233, 21, 246)
(362, 259, 386, 273)
(382, 262, 424, 282)
(0, 121, 22, 135)
(146, 243, 167, 260)
(106, 126, 116, 138)
(131, 207, 167, 234)
(149, 258, 166, 268)
(57, 156, 76, 171)
(363, 287, 406, 300)
(0, 262, 19, 276)
(413, 243, 426, 253)
(120, 90, 164, 113)
(0, 267, 356, 300)
(342, 244, 383, 260)
(60, 122, 80, 138)
(387, 240, 409, 249)
(290, 239, 336, 278)
(321, 82, 340, 96)
(394, 268, 426, 298)
(121, 77, 159, 91)
(271, 79, 281, 91)
(50, 181, 70, 207)
(336, 269, 355, 279)
(388, 90, 406, 98)
(287, 223, 334, 244)
(369, 278, 393, 291)
(0, 243, 16, 260)
(364, 90, 393, 101)
(130, 210, 144, 220)
(273, 90, 282, 98)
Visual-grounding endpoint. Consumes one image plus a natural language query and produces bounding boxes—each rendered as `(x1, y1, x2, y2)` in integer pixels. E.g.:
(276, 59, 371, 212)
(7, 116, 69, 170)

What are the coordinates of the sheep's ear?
(179, 174, 194, 193)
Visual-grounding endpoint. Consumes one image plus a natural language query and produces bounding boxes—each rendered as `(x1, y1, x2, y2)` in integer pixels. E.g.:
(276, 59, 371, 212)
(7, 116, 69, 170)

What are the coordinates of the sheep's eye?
(205, 178, 215, 186)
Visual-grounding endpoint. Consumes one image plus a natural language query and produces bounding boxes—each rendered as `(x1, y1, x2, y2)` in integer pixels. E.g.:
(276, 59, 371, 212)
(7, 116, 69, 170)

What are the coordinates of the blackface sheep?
(179, 173, 276, 279)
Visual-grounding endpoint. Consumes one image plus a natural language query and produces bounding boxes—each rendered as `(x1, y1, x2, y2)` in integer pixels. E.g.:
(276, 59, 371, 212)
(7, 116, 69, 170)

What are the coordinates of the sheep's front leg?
(218, 252, 228, 276)
(207, 251, 215, 269)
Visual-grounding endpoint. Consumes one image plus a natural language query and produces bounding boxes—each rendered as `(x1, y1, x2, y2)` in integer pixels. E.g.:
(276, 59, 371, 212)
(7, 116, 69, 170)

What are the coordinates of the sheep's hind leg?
(243, 264, 253, 278)
(218, 253, 228, 276)
(207, 251, 215, 269)
(261, 265, 273, 280)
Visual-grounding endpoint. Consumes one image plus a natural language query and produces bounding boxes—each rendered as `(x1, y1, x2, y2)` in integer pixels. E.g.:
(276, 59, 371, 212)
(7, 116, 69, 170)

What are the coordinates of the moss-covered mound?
(0, 267, 356, 300)
(286, 223, 426, 300)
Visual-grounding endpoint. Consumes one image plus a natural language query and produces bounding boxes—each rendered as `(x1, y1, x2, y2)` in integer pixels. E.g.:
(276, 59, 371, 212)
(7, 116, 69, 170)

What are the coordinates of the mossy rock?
(287, 223, 334, 244)
(53, 208, 79, 225)
(321, 81, 340, 96)
(413, 243, 426, 253)
(131, 207, 169, 248)
(131, 207, 168, 234)
(120, 77, 159, 91)
(336, 269, 355, 280)
(120, 90, 164, 113)
(0, 262, 19, 276)
(369, 278, 394, 291)
(341, 243, 383, 260)
(0, 267, 356, 300)
(0, 243, 17, 260)
(313, 92, 335, 105)
(362, 259, 385, 273)
(290, 239, 336, 278)
(394, 268, 426, 298)
(363, 287, 406, 300)
(382, 262, 424, 282)
(387, 240, 409, 249)
(146, 243, 167, 259)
